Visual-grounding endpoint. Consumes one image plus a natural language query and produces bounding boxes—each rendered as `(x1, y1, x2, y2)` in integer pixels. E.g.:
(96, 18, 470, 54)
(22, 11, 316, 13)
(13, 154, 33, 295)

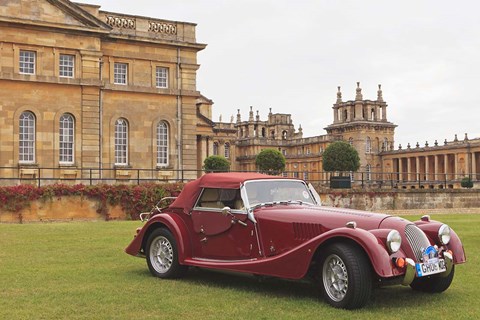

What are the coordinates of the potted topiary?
(461, 176, 474, 188)
(323, 141, 360, 188)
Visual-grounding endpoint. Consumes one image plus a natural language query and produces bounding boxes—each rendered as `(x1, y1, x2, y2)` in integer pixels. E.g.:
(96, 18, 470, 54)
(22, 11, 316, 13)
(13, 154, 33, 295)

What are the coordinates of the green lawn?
(0, 214, 478, 319)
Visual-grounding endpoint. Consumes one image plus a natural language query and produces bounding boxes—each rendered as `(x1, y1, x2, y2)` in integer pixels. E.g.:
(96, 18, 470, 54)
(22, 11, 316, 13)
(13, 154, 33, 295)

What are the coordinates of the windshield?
(244, 180, 317, 207)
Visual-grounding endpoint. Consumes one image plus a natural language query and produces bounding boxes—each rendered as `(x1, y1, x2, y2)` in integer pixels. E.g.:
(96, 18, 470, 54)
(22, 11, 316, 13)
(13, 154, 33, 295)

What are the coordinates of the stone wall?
(0, 196, 126, 223)
(320, 189, 480, 215)
(1, 190, 479, 223)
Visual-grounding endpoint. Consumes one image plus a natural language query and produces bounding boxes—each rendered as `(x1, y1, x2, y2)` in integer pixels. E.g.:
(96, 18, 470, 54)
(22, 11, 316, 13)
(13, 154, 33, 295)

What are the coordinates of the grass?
(0, 214, 478, 319)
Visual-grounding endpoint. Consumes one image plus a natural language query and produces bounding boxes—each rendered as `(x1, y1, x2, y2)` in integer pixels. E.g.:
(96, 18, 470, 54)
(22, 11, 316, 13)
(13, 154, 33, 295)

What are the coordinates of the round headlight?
(387, 230, 402, 253)
(438, 224, 451, 245)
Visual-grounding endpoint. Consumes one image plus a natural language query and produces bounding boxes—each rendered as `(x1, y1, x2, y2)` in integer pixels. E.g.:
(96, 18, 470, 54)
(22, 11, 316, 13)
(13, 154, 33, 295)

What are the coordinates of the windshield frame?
(241, 179, 319, 222)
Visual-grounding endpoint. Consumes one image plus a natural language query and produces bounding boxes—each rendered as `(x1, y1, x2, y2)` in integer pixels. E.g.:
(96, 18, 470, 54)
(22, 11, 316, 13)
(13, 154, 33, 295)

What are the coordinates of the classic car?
(125, 172, 466, 309)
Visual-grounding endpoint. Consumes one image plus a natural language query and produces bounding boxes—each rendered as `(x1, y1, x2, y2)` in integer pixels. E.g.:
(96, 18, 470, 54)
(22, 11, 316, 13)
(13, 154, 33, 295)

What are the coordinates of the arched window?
(383, 138, 389, 151)
(261, 127, 266, 138)
(370, 108, 375, 120)
(114, 118, 128, 165)
(19, 111, 35, 163)
(59, 113, 74, 164)
(224, 142, 230, 159)
(365, 137, 371, 153)
(366, 164, 372, 181)
(156, 121, 168, 167)
(213, 142, 219, 155)
(282, 130, 288, 140)
(344, 109, 348, 121)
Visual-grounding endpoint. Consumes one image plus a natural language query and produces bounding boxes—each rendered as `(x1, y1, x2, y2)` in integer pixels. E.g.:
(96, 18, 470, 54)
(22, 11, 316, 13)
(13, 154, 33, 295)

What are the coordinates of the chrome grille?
(405, 224, 431, 262)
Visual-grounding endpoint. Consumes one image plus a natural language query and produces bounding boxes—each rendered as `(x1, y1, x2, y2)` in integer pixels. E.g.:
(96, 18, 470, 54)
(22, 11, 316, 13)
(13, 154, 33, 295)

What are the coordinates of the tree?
(255, 148, 286, 175)
(322, 141, 360, 175)
(203, 155, 230, 172)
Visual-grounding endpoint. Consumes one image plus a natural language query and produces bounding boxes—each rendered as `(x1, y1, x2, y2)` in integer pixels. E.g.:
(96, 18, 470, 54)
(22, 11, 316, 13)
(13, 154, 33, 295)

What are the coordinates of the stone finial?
(269, 107, 272, 115)
(434, 139, 438, 146)
(398, 144, 402, 150)
(249, 106, 254, 121)
(298, 124, 303, 132)
(355, 82, 363, 101)
(465, 133, 469, 141)
(236, 109, 241, 123)
(454, 134, 458, 142)
(256, 110, 260, 121)
(336, 86, 342, 103)
(230, 115, 234, 123)
(377, 84, 383, 102)
(219, 114, 222, 122)
(444, 139, 448, 145)
(416, 142, 420, 148)
(425, 141, 429, 147)
(407, 143, 411, 149)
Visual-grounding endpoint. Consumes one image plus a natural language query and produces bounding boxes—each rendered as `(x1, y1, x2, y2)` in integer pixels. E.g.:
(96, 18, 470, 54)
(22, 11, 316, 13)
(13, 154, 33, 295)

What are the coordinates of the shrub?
(322, 141, 360, 174)
(461, 177, 474, 188)
(255, 148, 286, 175)
(203, 155, 230, 172)
(0, 183, 184, 220)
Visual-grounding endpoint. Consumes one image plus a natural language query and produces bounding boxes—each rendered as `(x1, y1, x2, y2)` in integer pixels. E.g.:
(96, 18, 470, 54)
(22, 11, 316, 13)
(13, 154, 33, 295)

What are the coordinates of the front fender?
(125, 213, 191, 263)
(415, 219, 466, 264)
(312, 227, 395, 278)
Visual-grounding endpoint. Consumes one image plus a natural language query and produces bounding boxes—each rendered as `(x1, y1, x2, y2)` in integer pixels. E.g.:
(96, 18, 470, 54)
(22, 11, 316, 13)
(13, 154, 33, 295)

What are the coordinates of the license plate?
(415, 259, 446, 277)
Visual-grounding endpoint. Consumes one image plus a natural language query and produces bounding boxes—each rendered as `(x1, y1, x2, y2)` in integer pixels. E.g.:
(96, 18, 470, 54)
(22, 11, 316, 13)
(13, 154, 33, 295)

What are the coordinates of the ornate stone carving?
(148, 21, 177, 35)
(105, 15, 136, 29)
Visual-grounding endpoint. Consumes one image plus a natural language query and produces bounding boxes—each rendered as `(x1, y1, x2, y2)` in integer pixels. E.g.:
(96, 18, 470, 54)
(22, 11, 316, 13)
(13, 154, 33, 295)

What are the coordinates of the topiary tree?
(322, 141, 360, 175)
(255, 148, 286, 175)
(203, 155, 230, 173)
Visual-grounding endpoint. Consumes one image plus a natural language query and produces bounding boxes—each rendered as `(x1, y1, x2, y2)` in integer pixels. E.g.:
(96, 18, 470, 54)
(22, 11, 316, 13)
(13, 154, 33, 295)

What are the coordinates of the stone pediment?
(0, 0, 110, 31)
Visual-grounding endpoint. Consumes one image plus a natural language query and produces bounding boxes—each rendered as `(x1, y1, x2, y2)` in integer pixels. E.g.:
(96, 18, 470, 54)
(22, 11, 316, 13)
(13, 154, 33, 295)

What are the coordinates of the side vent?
(293, 223, 324, 240)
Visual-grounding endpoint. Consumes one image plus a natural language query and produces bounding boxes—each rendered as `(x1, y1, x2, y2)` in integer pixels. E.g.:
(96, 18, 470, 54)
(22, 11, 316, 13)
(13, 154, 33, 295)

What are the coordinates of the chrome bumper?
(401, 252, 454, 285)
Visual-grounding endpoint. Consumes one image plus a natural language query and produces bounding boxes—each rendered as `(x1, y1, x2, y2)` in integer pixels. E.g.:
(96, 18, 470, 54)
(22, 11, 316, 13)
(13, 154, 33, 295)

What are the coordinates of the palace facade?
(1, 0, 479, 188)
(0, 0, 205, 182)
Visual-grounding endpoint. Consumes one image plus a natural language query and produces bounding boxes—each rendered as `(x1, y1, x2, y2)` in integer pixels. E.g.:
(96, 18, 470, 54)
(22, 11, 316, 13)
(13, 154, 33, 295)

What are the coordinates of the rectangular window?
(19, 50, 36, 74)
(156, 67, 168, 88)
(59, 54, 74, 78)
(114, 63, 128, 85)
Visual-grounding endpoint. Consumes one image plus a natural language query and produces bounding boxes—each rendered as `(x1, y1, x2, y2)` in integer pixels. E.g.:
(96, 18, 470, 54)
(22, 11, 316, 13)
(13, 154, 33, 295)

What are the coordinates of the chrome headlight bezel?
(438, 224, 451, 245)
(386, 229, 402, 253)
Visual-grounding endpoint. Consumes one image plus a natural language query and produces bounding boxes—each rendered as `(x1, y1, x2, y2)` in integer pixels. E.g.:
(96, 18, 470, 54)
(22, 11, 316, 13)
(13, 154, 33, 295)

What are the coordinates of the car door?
(190, 188, 259, 260)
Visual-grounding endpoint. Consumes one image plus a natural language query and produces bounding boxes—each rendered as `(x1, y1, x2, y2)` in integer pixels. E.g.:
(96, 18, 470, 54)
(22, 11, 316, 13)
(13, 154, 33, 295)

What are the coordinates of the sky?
(75, 0, 480, 148)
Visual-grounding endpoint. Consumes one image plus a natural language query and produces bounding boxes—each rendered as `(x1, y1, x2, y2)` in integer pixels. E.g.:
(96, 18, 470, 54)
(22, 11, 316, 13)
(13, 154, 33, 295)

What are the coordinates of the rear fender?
(125, 214, 191, 263)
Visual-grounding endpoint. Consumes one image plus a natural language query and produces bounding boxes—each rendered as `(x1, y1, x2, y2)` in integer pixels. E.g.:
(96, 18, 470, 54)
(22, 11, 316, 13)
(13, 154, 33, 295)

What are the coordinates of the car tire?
(319, 243, 372, 309)
(410, 265, 455, 293)
(145, 228, 187, 279)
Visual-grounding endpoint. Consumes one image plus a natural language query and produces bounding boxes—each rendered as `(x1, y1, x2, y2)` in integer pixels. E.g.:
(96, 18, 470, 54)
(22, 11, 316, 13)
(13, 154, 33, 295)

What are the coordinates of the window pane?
(114, 63, 128, 84)
(19, 112, 35, 162)
(156, 67, 168, 88)
(59, 114, 74, 163)
(115, 119, 128, 164)
(157, 121, 168, 166)
(59, 54, 74, 78)
(19, 51, 35, 74)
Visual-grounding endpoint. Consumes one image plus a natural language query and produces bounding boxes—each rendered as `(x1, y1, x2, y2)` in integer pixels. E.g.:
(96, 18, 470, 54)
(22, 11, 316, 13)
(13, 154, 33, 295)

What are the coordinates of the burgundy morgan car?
(125, 173, 466, 309)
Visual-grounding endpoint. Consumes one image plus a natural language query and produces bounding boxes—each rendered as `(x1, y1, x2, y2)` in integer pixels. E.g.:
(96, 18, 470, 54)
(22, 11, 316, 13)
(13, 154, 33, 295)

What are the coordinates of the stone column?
(407, 157, 412, 181)
(425, 156, 430, 181)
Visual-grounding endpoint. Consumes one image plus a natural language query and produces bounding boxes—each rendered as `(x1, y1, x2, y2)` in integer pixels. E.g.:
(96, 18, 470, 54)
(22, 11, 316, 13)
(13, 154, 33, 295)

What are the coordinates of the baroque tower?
(325, 83, 397, 179)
